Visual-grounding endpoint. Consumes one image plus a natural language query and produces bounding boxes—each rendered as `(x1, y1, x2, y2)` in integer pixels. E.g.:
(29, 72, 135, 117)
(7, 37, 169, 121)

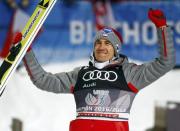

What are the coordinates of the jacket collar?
(89, 54, 128, 69)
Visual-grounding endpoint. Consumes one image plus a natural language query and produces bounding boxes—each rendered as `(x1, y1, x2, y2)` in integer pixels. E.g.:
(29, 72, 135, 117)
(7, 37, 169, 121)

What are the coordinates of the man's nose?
(98, 43, 106, 48)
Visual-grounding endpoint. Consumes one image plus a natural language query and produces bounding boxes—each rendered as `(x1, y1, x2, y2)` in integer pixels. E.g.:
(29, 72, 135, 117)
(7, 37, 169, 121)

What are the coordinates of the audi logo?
(83, 70, 118, 82)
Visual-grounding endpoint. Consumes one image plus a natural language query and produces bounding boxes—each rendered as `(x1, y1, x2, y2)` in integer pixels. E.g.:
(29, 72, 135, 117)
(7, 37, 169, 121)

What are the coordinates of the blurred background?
(0, 0, 180, 131)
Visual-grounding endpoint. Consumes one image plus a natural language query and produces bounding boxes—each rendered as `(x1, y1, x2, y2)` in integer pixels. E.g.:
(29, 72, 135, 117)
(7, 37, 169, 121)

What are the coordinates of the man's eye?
(105, 42, 111, 45)
(96, 42, 100, 45)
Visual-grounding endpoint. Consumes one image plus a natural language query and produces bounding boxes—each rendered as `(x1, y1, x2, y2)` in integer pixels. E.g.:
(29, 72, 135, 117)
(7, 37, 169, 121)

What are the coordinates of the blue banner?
(112, 2, 180, 63)
(0, 1, 180, 66)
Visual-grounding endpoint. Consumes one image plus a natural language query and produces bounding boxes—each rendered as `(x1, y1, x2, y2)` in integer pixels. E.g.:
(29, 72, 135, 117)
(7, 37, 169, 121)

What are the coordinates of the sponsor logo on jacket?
(83, 82, 96, 88)
(85, 90, 110, 106)
(83, 70, 118, 82)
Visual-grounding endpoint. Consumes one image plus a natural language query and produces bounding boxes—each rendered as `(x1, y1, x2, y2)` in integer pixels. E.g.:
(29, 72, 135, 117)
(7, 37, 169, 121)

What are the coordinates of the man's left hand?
(148, 8, 167, 28)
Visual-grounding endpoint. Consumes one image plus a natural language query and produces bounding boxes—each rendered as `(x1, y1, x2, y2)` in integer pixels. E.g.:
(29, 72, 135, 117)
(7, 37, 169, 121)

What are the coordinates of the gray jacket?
(23, 26, 175, 121)
(23, 27, 175, 94)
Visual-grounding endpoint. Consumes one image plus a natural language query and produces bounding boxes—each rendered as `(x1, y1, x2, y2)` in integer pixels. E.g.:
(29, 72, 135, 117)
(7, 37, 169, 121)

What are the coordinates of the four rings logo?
(83, 70, 118, 82)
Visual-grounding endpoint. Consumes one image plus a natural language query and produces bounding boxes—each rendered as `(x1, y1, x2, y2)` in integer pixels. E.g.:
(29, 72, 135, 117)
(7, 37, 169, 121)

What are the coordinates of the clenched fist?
(12, 32, 32, 52)
(148, 8, 167, 28)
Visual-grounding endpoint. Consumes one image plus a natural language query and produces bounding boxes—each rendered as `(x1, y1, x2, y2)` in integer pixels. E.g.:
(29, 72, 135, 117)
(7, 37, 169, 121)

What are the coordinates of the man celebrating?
(13, 9, 175, 131)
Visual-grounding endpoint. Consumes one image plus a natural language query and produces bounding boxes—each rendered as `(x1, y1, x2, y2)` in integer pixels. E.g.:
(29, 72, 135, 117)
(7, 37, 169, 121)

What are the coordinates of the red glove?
(12, 32, 32, 52)
(148, 8, 167, 28)
(13, 32, 22, 45)
(12, 28, 43, 52)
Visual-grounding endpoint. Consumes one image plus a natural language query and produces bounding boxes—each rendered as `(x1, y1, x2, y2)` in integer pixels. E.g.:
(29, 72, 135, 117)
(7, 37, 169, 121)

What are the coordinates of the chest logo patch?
(83, 70, 118, 82)
(85, 90, 110, 106)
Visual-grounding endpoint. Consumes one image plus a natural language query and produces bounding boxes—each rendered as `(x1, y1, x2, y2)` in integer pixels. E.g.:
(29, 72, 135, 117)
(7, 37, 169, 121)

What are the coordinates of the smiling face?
(94, 38, 115, 62)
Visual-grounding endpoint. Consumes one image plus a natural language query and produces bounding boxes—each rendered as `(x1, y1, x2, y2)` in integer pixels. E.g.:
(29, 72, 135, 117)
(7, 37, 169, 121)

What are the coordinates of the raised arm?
(23, 50, 80, 93)
(9, 31, 80, 94)
(123, 9, 176, 91)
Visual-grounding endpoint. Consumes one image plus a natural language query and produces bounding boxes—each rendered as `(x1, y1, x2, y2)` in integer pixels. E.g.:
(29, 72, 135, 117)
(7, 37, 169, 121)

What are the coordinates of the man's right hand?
(12, 32, 32, 52)
(13, 32, 22, 45)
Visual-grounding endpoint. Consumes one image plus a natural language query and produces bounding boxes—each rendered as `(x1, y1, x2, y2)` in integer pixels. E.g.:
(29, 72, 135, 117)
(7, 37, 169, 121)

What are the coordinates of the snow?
(0, 59, 179, 131)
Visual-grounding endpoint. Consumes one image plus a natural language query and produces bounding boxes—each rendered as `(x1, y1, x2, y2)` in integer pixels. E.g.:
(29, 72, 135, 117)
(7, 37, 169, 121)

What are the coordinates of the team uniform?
(23, 25, 175, 131)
